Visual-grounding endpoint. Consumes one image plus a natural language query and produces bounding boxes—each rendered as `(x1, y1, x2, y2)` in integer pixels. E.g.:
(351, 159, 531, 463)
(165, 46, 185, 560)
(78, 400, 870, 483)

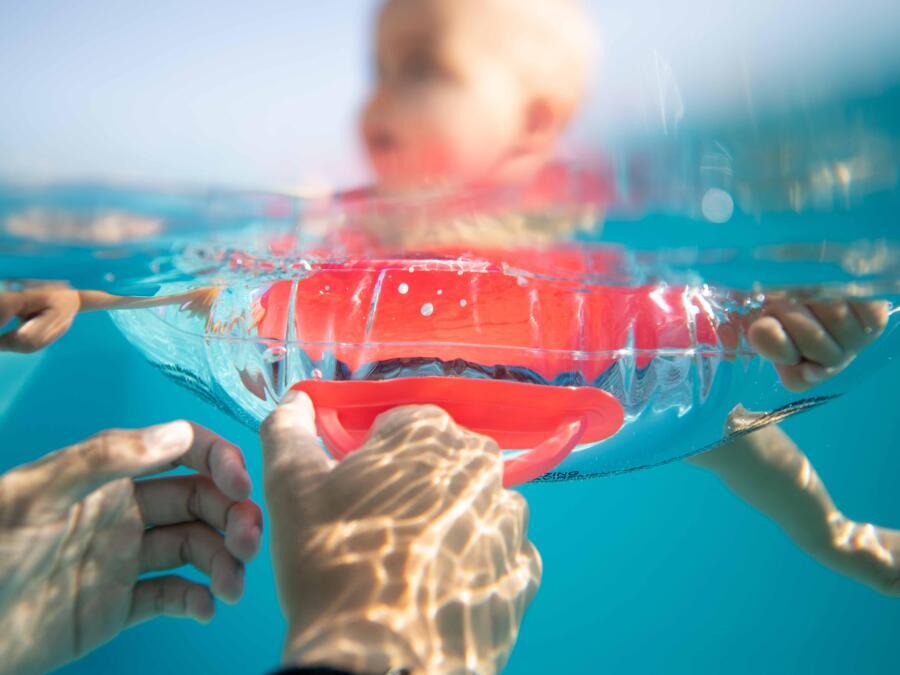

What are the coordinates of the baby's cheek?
(374, 83, 511, 184)
(399, 100, 477, 177)
(422, 110, 503, 176)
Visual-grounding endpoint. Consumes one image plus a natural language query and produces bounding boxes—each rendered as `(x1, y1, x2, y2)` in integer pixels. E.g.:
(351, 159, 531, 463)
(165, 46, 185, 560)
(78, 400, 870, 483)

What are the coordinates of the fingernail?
(280, 389, 302, 404)
(802, 364, 827, 384)
(143, 421, 193, 457)
(280, 389, 312, 409)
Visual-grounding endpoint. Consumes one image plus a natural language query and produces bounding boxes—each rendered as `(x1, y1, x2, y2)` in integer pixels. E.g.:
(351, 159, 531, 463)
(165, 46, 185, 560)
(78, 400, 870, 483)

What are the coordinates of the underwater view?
(2, 1, 900, 674)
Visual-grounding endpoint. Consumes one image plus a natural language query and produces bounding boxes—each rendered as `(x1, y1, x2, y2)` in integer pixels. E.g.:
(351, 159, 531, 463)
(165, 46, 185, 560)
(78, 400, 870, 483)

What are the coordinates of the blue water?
(3, 86, 900, 674)
(1, 300, 899, 675)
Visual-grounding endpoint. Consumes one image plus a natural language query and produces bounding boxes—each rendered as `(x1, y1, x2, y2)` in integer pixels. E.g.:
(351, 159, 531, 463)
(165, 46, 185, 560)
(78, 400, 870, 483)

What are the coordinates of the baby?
(361, 0, 590, 193)
(349, 0, 597, 248)
(3, 0, 897, 597)
(355, 0, 900, 596)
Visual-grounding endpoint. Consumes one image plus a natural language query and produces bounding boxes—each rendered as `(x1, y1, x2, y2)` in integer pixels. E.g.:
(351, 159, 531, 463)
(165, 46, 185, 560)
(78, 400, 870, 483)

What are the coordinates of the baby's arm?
(687, 408, 900, 595)
(687, 298, 898, 594)
(0, 286, 222, 353)
(78, 287, 220, 313)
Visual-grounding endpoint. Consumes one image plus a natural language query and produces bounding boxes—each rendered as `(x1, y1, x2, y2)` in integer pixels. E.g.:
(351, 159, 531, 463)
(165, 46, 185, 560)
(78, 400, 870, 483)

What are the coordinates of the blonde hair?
(384, 0, 595, 122)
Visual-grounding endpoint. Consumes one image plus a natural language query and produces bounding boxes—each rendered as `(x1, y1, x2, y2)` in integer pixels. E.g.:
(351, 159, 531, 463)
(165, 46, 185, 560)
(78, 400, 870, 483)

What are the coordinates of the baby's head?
(361, 0, 592, 194)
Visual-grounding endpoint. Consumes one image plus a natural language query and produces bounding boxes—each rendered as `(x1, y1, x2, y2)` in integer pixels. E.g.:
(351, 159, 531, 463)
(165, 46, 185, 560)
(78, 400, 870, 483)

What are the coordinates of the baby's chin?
(372, 166, 531, 199)
(371, 170, 463, 198)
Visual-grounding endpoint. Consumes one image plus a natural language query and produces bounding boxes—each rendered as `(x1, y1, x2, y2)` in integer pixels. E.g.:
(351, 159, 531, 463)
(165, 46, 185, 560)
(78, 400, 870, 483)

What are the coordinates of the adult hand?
(261, 394, 542, 675)
(0, 421, 262, 675)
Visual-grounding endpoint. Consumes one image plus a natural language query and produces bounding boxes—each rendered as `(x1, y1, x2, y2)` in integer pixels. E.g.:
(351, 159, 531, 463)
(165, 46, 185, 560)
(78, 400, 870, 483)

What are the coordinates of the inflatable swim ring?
(112, 239, 776, 485)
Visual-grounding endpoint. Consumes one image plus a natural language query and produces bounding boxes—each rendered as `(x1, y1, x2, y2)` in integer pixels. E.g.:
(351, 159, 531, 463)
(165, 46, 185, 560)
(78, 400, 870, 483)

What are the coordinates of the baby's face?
(361, 0, 528, 192)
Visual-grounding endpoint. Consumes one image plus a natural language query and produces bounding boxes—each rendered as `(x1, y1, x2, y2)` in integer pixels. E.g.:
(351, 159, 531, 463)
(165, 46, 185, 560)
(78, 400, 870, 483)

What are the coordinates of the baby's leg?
(687, 407, 900, 596)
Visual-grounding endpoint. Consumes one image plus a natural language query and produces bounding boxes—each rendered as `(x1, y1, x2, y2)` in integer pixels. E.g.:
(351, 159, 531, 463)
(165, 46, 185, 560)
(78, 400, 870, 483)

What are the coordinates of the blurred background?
(2, 0, 899, 193)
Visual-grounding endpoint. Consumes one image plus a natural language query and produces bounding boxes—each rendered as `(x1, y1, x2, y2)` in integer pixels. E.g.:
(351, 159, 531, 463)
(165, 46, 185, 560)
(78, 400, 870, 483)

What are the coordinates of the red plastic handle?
(501, 416, 585, 487)
(291, 378, 624, 487)
(318, 403, 586, 487)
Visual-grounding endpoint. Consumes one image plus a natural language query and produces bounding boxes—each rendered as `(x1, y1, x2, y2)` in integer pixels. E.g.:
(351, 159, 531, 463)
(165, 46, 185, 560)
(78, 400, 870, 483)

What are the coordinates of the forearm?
(688, 420, 900, 594)
(687, 422, 838, 551)
(77, 288, 213, 312)
(77, 290, 178, 311)
(282, 620, 422, 675)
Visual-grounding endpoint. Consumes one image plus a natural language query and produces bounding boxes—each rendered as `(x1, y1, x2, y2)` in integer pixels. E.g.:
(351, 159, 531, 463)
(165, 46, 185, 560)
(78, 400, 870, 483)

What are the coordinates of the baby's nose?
(366, 128, 398, 153)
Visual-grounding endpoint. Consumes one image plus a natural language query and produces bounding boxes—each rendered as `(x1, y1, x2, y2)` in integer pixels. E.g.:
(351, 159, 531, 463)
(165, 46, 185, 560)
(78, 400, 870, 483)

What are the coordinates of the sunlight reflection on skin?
(0, 422, 260, 675)
(263, 403, 541, 675)
(691, 405, 900, 596)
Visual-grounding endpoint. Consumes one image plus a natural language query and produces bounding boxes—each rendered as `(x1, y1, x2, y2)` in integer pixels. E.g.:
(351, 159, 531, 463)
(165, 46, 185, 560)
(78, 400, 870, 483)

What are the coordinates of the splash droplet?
(459, 299, 468, 307)
(398, 283, 409, 295)
(312, 368, 323, 379)
(437, 289, 443, 295)
(420, 302, 434, 317)
(516, 276, 528, 287)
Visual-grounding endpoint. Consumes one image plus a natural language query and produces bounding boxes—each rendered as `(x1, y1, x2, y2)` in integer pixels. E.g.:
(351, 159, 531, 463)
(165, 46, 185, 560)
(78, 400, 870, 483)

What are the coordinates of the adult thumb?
(5, 421, 194, 518)
(260, 391, 333, 510)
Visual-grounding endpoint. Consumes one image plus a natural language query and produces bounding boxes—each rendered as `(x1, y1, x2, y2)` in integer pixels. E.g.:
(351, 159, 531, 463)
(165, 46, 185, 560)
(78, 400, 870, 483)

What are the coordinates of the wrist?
(283, 620, 422, 675)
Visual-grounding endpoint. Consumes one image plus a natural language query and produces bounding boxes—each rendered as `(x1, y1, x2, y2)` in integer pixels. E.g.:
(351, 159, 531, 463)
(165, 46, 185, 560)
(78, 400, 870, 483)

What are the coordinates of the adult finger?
(157, 423, 251, 502)
(127, 576, 215, 627)
(139, 522, 245, 604)
(260, 390, 333, 497)
(6, 422, 196, 518)
(134, 475, 263, 562)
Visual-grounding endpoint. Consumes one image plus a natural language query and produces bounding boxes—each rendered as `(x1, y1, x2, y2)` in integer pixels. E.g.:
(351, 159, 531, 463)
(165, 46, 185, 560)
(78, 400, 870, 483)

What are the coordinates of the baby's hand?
(0, 286, 81, 353)
(178, 286, 222, 319)
(748, 299, 890, 392)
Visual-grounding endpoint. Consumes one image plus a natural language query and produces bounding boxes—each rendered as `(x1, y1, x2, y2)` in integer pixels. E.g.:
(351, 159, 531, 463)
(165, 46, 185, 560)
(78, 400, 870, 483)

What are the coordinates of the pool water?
(2, 294, 898, 675)
(2, 86, 900, 674)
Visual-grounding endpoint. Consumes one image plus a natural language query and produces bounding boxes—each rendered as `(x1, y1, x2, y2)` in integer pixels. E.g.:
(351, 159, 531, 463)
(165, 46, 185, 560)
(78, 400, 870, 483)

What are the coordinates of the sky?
(1, 0, 898, 191)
